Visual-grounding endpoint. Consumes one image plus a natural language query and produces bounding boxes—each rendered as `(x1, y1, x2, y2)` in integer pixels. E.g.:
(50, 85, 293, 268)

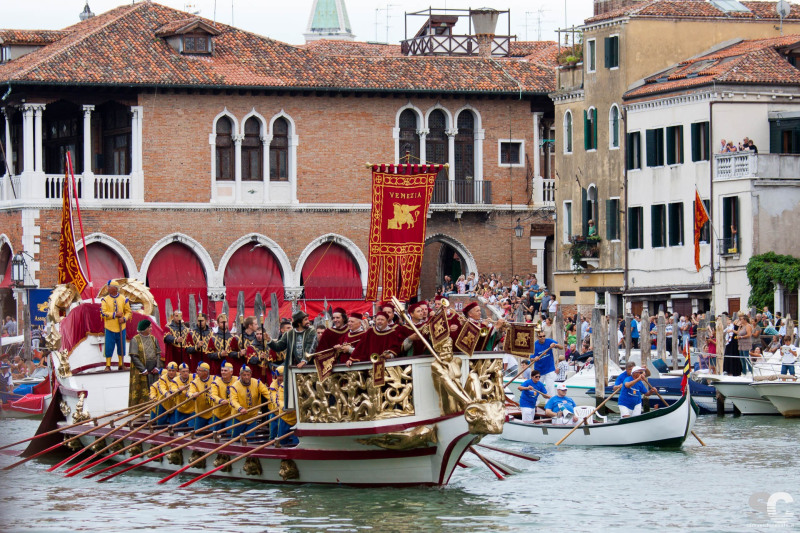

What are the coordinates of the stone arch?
(293, 233, 368, 291)
(240, 108, 268, 137)
(75, 233, 138, 280)
(453, 103, 483, 132)
(394, 103, 424, 129)
(212, 107, 239, 134)
(424, 103, 453, 129)
(424, 233, 478, 277)
(218, 233, 294, 288)
(139, 233, 216, 286)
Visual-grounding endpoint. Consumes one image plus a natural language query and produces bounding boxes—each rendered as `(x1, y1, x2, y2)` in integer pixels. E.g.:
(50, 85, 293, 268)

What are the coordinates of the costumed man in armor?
(348, 312, 406, 366)
(128, 319, 162, 408)
(100, 280, 132, 372)
(317, 308, 348, 353)
(208, 361, 238, 435)
(191, 313, 215, 374)
(212, 314, 238, 375)
(229, 365, 271, 438)
(164, 311, 191, 366)
(335, 312, 369, 364)
(401, 302, 431, 356)
(172, 363, 195, 429)
(267, 366, 298, 446)
(456, 302, 506, 353)
(265, 310, 317, 404)
(150, 361, 179, 422)
(188, 362, 215, 431)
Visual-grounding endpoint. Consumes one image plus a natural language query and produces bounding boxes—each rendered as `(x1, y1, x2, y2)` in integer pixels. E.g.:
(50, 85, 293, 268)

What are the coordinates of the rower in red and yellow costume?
(171, 363, 195, 429)
(149, 361, 178, 421)
(187, 362, 215, 432)
(229, 365, 271, 438)
(208, 362, 238, 433)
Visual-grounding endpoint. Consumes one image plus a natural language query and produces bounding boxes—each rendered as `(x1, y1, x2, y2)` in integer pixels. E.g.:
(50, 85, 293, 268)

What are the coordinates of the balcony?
(535, 177, 555, 207)
(400, 34, 511, 57)
(715, 152, 800, 181)
(718, 237, 739, 257)
(431, 179, 492, 205)
(1, 172, 136, 204)
(567, 235, 601, 270)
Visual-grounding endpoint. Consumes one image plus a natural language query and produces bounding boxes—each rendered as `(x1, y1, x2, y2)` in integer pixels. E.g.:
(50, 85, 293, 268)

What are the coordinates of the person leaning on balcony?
(587, 219, 597, 237)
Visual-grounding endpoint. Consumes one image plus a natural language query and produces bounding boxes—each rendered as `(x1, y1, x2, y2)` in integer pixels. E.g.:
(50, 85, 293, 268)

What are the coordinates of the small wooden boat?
(501, 388, 698, 447)
(749, 380, 800, 417)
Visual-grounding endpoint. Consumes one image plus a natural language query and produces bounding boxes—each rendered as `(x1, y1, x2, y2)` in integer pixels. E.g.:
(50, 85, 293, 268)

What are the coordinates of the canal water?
(0, 415, 798, 532)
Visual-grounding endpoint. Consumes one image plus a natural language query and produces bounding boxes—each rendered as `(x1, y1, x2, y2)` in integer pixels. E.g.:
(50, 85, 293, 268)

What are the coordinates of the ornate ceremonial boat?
(500, 389, 698, 448)
(30, 283, 510, 487)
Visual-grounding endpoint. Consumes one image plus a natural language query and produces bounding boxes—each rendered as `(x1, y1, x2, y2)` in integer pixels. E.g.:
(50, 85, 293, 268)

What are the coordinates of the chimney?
(593, 0, 644, 17)
(471, 8, 500, 58)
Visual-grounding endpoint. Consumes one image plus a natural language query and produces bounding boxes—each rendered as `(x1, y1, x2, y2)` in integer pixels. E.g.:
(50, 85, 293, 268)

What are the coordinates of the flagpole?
(66, 152, 95, 302)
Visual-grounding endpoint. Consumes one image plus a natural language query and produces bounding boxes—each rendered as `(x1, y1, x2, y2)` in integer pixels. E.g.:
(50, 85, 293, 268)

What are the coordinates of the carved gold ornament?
(90, 438, 107, 453)
(72, 393, 90, 423)
(279, 459, 299, 481)
(243, 457, 262, 476)
(295, 365, 414, 423)
(59, 400, 71, 418)
(128, 444, 143, 456)
(213, 454, 232, 472)
(56, 351, 72, 379)
(167, 450, 183, 465)
(356, 425, 438, 450)
(189, 450, 206, 469)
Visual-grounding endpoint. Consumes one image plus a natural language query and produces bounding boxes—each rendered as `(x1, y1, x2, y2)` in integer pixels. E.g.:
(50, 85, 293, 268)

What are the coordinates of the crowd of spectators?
(719, 137, 758, 153)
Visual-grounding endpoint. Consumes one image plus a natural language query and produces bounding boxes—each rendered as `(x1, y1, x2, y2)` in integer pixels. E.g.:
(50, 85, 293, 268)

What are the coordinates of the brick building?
(0, 2, 558, 323)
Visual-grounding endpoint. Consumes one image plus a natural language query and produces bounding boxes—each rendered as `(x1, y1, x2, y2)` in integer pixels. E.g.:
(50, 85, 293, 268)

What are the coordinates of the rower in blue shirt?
(618, 367, 656, 417)
(518, 370, 550, 423)
(544, 383, 577, 424)
(614, 361, 637, 387)
(531, 330, 564, 396)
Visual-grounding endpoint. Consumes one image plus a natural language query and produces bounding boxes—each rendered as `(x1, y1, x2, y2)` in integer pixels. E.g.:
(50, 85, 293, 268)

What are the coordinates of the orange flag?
(57, 173, 88, 294)
(693, 191, 709, 272)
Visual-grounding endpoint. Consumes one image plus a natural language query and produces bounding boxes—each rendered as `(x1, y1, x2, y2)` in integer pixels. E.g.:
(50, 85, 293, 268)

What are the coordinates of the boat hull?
(713, 381, 780, 415)
(750, 382, 800, 417)
(500, 390, 698, 447)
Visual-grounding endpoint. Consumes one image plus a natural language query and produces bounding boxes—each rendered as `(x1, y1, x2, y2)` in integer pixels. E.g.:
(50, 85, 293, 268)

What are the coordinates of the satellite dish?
(777, 0, 791, 19)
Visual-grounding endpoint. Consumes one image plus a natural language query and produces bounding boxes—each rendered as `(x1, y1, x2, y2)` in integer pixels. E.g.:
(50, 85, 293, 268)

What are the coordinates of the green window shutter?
(628, 209, 634, 246)
(691, 123, 700, 162)
(679, 127, 684, 163)
(581, 187, 589, 237)
(656, 129, 664, 165)
(604, 37, 611, 68)
(651, 205, 658, 247)
(646, 129, 657, 167)
(592, 108, 598, 149)
(666, 127, 675, 164)
(626, 133, 633, 169)
(583, 110, 589, 150)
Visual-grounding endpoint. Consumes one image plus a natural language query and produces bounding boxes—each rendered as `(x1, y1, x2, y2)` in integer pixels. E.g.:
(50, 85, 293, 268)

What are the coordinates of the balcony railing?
(718, 237, 739, 257)
(401, 34, 512, 57)
(535, 177, 555, 207)
(431, 179, 492, 205)
(0, 172, 135, 204)
(715, 152, 800, 180)
(0, 175, 21, 202)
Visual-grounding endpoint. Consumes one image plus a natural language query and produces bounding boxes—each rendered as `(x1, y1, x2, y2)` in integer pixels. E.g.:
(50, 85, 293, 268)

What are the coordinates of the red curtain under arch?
(224, 245, 284, 309)
(0, 247, 11, 289)
(77, 242, 128, 299)
(301, 242, 362, 300)
(146, 242, 208, 324)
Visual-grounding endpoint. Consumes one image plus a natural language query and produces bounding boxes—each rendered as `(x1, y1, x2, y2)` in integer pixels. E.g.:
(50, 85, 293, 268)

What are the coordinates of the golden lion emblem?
(387, 203, 420, 230)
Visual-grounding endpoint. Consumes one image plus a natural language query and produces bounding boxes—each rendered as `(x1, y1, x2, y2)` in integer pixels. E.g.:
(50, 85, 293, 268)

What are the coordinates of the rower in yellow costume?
(172, 363, 194, 429)
(208, 362, 238, 434)
(229, 365, 270, 438)
(149, 361, 178, 421)
(267, 366, 298, 446)
(100, 280, 132, 372)
(187, 362, 215, 432)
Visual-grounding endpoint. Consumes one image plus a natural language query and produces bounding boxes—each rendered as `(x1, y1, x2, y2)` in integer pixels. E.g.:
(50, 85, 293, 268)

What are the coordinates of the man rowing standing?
(531, 329, 564, 396)
(618, 366, 656, 418)
(518, 369, 550, 423)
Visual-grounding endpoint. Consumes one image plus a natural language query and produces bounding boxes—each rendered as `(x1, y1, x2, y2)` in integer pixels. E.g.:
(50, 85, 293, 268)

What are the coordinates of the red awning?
(224, 245, 284, 310)
(301, 243, 362, 300)
(77, 243, 127, 299)
(146, 243, 208, 324)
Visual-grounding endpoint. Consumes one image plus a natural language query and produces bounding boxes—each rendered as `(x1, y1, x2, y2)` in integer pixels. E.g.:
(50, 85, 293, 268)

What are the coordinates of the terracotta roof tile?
(585, 0, 800, 24)
(301, 40, 402, 57)
(623, 35, 800, 98)
(0, 2, 555, 95)
(0, 29, 68, 46)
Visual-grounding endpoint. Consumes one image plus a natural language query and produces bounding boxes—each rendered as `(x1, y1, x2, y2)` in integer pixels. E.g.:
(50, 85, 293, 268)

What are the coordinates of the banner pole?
(66, 152, 94, 302)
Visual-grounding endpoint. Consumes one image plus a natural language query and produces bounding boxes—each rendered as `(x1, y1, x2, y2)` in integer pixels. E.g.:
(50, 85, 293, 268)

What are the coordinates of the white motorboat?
(749, 380, 800, 418)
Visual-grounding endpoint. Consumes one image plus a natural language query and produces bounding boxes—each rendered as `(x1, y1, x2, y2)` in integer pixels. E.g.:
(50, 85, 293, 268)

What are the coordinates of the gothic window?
(426, 110, 448, 180)
(269, 117, 289, 181)
(242, 117, 262, 181)
(454, 111, 474, 180)
(215, 116, 233, 181)
(398, 109, 420, 162)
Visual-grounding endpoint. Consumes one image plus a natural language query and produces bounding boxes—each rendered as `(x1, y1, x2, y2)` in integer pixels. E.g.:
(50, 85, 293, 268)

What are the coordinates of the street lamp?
(11, 252, 26, 287)
(514, 219, 524, 239)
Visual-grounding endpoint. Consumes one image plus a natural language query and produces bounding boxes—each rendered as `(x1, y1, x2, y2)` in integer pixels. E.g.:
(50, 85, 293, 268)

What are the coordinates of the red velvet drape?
(0, 259, 10, 289)
(146, 243, 208, 324)
(301, 243, 362, 300)
(77, 243, 127, 299)
(224, 245, 284, 310)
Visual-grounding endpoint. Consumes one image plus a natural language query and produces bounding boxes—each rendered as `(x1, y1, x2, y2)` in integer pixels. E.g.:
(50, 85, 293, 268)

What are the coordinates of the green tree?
(746, 252, 800, 309)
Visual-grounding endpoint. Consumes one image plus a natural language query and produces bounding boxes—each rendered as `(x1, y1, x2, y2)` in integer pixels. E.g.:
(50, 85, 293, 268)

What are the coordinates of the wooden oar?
(92, 401, 274, 482)
(643, 377, 706, 447)
(157, 410, 292, 484)
(555, 385, 622, 446)
(46, 398, 161, 473)
(0, 401, 162, 452)
(177, 431, 296, 488)
(63, 394, 214, 477)
(475, 443, 540, 462)
(467, 445, 504, 480)
(2, 396, 161, 471)
(76, 402, 220, 478)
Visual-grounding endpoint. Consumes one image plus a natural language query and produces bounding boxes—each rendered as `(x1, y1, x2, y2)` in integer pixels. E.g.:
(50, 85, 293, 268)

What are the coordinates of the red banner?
(366, 164, 441, 301)
(693, 191, 709, 272)
(57, 174, 88, 294)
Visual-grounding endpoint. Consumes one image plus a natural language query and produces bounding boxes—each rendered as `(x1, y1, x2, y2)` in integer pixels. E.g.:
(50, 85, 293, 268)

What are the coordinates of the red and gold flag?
(57, 173, 88, 294)
(693, 190, 710, 272)
(366, 164, 442, 301)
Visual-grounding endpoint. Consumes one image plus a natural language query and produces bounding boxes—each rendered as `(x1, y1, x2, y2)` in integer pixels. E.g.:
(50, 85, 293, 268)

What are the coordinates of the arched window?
(398, 109, 420, 162)
(454, 111, 474, 180)
(270, 117, 289, 181)
(609, 105, 620, 149)
(564, 110, 573, 154)
(584, 107, 598, 150)
(426, 110, 448, 180)
(241, 117, 262, 181)
(215, 116, 233, 181)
